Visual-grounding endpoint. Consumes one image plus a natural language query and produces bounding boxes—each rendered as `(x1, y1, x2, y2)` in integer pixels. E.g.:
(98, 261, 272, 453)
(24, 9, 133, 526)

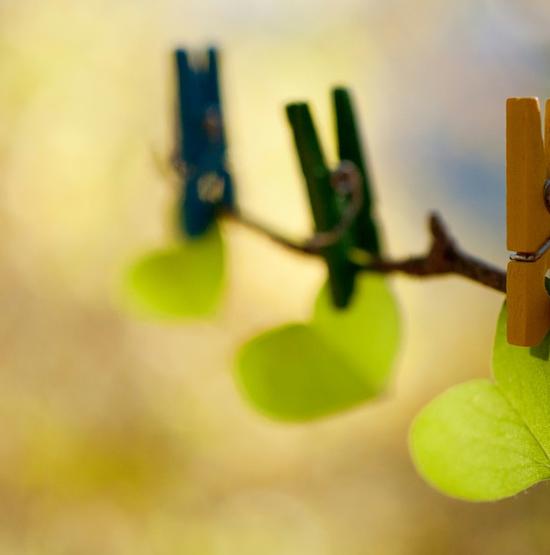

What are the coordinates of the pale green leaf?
(493, 310, 550, 455)
(410, 304, 550, 501)
(235, 274, 400, 421)
(235, 325, 371, 421)
(314, 274, 400, 392)
(123, 224, 224, 318)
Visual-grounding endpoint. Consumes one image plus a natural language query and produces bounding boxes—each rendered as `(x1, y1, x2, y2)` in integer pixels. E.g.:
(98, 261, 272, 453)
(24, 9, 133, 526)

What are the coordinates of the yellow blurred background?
(2, 0, 550, 553)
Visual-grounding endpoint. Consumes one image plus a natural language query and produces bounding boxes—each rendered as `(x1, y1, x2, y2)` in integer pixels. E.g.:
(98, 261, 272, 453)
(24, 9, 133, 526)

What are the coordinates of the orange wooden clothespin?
(507, 97, 550, 346)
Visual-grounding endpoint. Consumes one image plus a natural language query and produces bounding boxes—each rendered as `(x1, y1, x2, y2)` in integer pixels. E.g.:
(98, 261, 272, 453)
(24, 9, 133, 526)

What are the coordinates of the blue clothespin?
(174, 47, 234, 238)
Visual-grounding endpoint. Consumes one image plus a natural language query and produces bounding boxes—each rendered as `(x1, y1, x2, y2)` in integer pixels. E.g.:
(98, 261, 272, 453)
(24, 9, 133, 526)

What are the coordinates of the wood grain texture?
(506, 98, 549, 252)
(507, 251, 550, 346)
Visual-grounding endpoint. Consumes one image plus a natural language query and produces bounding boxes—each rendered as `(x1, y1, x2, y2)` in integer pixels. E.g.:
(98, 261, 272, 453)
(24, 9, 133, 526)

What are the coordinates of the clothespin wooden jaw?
(286, 103, 356, 308)
(333, 88, 381, 256)
(174, 48, 234, 239)
(286, 88, 381, 309)
(506, 97, 550, 346)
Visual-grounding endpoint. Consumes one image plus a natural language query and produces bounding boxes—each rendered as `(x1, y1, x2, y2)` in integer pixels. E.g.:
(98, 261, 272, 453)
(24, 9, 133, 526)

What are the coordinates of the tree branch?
(361, 213, 506, 293)
(223, 210, 507, 294)
(222, 208, 321, 254)
(222, 161, 365, 254)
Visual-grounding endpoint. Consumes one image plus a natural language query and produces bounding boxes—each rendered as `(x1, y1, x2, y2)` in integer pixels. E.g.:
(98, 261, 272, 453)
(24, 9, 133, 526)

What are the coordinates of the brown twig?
(222, 162, 364, 254)
(223, 209, 507, 294)
(362, 213, 506, 293)
(222, 208, 321, 254)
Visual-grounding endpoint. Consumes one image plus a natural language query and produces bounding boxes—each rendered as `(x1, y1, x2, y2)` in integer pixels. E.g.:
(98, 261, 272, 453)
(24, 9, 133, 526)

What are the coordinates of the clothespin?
(286, 88, 381, 308)
(506, 97, 550, 346)
(333, 88, 381, 257)
(174, 47, 234, 238)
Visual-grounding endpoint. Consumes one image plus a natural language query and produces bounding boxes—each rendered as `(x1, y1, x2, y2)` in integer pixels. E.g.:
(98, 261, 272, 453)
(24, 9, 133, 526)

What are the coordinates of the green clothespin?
(286, 103, 355, 308)
(333, 88, 381, 256)
(286, 88, 381, 308)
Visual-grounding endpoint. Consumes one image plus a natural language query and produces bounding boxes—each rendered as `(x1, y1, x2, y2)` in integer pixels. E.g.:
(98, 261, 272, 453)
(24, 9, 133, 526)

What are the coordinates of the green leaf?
(410, 304, 550, 501)
(123, 224, 224, 318)
(235, 274, 400, 421)
(313, 274, 399, 392)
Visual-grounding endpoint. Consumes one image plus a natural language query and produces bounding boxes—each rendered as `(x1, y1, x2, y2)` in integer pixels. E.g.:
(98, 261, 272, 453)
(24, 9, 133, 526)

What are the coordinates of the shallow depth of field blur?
(3, 1, 550, 553)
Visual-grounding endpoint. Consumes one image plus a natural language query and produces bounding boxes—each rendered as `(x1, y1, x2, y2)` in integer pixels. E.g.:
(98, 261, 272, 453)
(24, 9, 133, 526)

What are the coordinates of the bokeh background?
(2, 0, 550, 553)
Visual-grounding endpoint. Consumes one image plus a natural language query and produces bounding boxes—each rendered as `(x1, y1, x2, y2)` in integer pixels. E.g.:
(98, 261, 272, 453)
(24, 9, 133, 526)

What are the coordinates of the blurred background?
(2, 0, 550, 553)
